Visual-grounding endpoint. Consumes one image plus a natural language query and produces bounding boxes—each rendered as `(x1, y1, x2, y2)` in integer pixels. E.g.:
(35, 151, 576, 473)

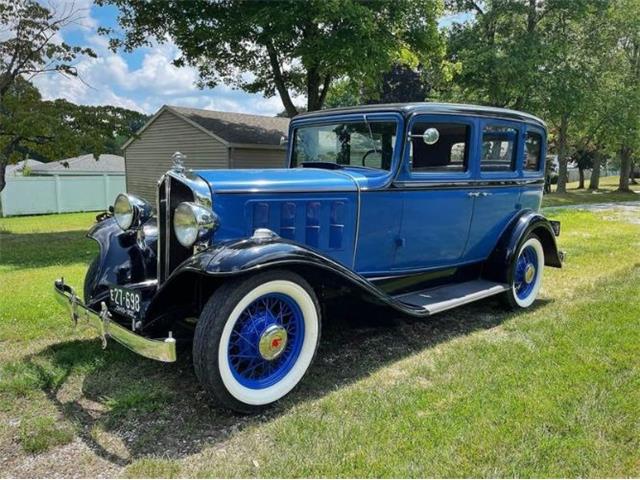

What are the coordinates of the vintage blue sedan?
(54, 103, 562, 412)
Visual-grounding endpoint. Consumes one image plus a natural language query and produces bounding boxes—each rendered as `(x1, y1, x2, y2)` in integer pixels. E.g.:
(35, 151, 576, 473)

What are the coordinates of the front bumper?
(53, 279, 176, 362)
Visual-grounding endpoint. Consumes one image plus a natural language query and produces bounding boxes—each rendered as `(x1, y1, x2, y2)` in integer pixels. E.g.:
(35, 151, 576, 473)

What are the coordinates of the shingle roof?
(168, 106, 290, 146)
(6, 159, 44, 175)
(32, 154, 124, 173)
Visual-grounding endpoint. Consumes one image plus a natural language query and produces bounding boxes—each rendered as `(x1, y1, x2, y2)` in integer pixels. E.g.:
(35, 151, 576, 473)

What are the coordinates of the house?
(6, 159, 44, 176)
(121, 105, 290, 201)
(29, 154, 125, 175)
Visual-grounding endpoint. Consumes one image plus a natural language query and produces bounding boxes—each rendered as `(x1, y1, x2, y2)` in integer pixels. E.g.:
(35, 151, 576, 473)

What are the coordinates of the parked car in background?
(54, 103, 563, 412)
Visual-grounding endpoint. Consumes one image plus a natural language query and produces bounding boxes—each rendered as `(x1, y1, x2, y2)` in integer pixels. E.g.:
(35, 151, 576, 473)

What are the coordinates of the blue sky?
(34, 1, 469, 117)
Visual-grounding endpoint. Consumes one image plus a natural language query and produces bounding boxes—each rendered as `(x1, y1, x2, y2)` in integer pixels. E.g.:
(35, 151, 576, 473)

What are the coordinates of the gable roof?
(6, 159, 44, 176)
(32, 154, 124, 174)
(122, 105, 290, 150)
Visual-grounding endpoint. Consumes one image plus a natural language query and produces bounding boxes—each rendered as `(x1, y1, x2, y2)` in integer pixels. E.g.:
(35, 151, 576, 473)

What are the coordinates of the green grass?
(542, 175, 639, 207)
(1, 207, 639, 476)
(19, 416, 74, 454)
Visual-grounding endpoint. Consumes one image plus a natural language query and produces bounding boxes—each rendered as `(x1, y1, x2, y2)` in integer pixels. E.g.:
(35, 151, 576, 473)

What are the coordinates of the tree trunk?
(588, 151, 601, 190)
(577, 167, 585, 189)
(0, 136, 21, 193)
(0, 159, 6, 193)
(555, 114, 569, 193)
(618, 146, 632, 192)
(265, 41, 299, 118)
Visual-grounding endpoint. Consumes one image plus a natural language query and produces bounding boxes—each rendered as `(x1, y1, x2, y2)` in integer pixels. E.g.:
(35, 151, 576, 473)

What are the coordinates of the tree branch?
(265, 39, 298, 117)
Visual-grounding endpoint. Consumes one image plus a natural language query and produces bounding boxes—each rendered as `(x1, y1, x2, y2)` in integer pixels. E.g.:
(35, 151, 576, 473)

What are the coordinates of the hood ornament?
(171, 151, 186, 173)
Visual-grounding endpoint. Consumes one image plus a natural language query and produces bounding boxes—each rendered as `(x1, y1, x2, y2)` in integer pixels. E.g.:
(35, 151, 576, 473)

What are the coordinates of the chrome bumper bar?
(53, 279, 176, 362)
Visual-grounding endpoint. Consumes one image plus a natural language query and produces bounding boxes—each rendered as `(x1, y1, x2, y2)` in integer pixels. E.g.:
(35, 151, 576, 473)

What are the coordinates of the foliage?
(97, 0, 444, 116)
(442, 0, 640, 193)
(324, 62, 433, 109)
(0, 0, 95, 99)
(0, 0, 97, 192)
(0, 79, 148, 181)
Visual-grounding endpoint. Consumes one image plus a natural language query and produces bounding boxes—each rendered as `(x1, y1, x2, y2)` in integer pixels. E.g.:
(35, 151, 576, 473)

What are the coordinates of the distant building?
(121, 105, 290, 201)
(6, 159, 45, 176)
(30, 154, 124, 175)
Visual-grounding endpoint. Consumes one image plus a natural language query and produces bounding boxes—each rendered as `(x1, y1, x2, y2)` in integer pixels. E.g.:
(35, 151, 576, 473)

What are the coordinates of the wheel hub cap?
(258, 324, 288, 360)
(524, 263, 536, 284)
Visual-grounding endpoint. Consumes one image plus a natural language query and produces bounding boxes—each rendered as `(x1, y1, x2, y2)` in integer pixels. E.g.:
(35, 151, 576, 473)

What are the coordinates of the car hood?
(194, 168, 358, 193)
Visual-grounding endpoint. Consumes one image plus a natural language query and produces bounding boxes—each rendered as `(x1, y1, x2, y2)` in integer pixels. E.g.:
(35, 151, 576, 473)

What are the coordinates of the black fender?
(145, 236, 427, 322)
(483, 210, 562, 284)
(84, 217, 158, 308)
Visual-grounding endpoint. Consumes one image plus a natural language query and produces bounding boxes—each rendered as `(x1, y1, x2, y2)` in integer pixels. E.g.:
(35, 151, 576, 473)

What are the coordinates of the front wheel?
(193, 270, 321, 413)
(503, 235, 545, 309)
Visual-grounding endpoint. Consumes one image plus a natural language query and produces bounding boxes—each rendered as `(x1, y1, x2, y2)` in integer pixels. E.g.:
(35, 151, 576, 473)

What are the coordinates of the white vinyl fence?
(1, 174, 125, 217)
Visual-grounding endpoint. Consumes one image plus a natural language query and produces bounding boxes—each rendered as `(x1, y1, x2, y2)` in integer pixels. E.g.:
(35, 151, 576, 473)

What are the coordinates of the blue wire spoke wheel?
(215, 277, 320, 407)
(228, 293, 305, 389)
(511, 237, 544, 308)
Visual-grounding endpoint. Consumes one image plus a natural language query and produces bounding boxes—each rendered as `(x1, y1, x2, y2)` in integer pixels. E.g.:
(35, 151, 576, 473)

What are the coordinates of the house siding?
(230, 147, 287, 169)
(125, 110, 229, 200)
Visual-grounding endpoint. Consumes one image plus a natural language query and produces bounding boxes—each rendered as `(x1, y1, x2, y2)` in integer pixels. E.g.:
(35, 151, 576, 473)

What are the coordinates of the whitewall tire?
(193, 270, 320, 413)
(504, 235, 545, 309)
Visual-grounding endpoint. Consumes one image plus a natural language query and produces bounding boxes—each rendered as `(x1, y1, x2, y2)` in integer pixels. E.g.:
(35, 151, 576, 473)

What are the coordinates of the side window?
(524, 131, 542, 171)
(409, 123, 469, 173)
(481, 126, 517, 171)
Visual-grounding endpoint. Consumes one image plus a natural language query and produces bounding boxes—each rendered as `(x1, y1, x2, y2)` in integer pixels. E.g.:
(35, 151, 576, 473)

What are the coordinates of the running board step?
(394, 280, 509, 315)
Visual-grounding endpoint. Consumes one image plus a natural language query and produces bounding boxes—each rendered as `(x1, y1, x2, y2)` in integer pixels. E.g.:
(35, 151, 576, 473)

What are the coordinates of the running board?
(394, 280, 509, 315)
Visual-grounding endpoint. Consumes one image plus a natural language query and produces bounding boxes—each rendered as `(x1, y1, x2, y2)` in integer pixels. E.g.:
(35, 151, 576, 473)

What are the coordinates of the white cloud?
(31, 3, 298, 117)
(33, 38, 293, 116)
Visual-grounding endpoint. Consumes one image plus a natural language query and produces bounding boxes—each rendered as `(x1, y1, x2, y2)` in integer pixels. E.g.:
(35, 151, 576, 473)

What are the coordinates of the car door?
(464, 120, 524, 261)
(393, 115, 477, 271)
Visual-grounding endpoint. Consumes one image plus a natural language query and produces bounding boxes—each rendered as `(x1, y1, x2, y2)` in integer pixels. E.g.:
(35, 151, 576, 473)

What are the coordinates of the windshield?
(291, 120, 397, 170)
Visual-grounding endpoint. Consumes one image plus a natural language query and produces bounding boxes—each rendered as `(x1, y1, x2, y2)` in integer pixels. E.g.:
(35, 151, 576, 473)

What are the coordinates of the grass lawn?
(541, 175, 639, 207)
(1, 204, 639, 477)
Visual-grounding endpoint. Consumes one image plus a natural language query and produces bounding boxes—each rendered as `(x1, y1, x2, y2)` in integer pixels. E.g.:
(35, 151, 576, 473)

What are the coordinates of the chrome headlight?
(113, 193, 153, 231)
(173, 202, 218, 248)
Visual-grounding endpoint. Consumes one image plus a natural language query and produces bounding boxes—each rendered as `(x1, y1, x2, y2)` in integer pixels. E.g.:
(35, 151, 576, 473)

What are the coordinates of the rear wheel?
(503, 235, 545, 309)
(193, 270, 321, 413)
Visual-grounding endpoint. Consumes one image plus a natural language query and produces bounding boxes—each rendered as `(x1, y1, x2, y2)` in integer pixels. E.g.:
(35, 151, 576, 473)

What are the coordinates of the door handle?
(467, 192, 481, 197)
(480, 192, 493, 197)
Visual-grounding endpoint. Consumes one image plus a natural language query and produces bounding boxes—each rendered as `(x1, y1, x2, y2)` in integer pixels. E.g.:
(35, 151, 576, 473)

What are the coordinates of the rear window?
(524, 132, 542, 171)
(481, 126, 517, 172)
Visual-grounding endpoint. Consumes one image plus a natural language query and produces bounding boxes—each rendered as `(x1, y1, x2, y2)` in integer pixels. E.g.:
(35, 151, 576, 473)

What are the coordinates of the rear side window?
(524, 131, 542, 171)
(409, 123, 469, 173)
(481, 126, 517, 171)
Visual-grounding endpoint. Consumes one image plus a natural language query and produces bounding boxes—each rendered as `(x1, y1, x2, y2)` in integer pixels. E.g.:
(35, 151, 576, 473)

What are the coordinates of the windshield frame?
(287, 112, 405, 179)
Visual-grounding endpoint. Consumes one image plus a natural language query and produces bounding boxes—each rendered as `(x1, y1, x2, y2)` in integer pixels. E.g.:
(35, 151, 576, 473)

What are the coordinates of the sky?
(33, 1, 469, 117)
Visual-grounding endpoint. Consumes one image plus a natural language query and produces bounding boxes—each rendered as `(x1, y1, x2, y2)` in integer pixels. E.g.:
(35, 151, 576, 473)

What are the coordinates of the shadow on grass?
(23, 296, 552, 466)
(0, 230, 96, 269)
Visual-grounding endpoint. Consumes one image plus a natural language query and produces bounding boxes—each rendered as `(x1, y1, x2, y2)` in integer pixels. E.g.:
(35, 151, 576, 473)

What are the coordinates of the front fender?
(85, 217, 157, 307)
(484, 210, 562, 283)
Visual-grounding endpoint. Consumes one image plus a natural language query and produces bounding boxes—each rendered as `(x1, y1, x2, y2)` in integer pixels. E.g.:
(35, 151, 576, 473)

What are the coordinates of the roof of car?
(294, 102, 546, 128)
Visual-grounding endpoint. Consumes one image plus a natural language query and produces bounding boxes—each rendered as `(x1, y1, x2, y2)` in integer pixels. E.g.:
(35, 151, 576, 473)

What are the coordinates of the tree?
(1, 79, 148, 176)
(98, 0, 444, 117)
(444, 1, 611, 194)
(607, 0, 640, 192)
(0, 0, 96, 191)
(571, 148, 594, 189)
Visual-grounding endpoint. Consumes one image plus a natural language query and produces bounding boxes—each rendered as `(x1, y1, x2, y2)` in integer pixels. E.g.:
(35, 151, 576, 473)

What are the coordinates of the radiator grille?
(157, 175, 194, 284)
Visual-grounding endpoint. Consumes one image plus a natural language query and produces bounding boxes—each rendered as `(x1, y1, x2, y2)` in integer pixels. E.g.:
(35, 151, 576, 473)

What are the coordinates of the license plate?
(109, 286, 141, 318)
